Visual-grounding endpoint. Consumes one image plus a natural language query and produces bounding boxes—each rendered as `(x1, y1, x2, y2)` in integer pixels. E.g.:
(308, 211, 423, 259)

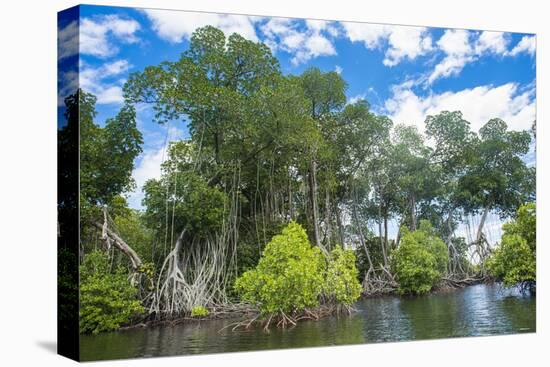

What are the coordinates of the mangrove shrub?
(487, 203, 536, 288)
(235, 221, 324, 314)
(235, 222, 361, 315)
(392, 220, 448, 294)
(79, 251, 144, 334)
(324, 245, 362, 305)
(191, 305, 210, 318)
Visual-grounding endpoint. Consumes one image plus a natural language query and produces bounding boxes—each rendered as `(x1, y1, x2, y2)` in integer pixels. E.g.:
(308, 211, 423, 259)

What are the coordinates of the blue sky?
(58, 5, 536, 213)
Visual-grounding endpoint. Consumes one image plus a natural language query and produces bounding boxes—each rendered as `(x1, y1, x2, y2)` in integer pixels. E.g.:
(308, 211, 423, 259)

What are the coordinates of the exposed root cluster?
(362, 267, 398, 296)
(224, 304, 355, 332)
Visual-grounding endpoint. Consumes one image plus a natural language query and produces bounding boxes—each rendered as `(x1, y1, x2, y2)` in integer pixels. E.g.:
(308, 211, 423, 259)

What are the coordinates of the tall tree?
(424, 111, 476, 273)
(297, 67, 347, 250)
(79, 91, 143, 206)
(458, 118, 534, 238)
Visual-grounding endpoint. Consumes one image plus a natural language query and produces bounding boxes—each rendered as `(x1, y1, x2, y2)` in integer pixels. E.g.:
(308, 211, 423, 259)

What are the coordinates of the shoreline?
(114, 279, 494, 333)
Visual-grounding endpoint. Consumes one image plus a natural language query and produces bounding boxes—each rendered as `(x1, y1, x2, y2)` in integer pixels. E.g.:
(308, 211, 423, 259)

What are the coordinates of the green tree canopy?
(77, 90, 143, 206)
(142, 141, 228, 241)
(458, 118, 534, 218)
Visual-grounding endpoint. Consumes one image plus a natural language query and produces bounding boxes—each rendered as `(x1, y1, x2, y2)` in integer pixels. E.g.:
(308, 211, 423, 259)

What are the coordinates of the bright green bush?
(79, 251, 144, 334)
(487, 203, 536, 287)
(191, 305, 210, 317)
(392, 220, 448, 295)
(324, 245, 362, 305)
(235, 221, 325, 315)
(487, 234, 535, 286)
(235, 222, 362, 315)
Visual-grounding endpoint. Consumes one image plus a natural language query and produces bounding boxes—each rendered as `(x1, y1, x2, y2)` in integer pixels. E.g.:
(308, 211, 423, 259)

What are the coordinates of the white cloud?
(437, 29, 472, 56)
(58, 69, 79, 106)
(95, 86, 125, 105)
(260, 18, 337, 65)
(428, 30, 534, 84)
(335, 65, 343, 74)
(348, 93, 367, 105)
(383, 27, 433, 66)
(80, 14, 140, 58)
(507, 35, 536, 56)
(385, 82, 535, 133)
(58, 20, 78, 60)
(474, 31, 509, 55)
(342, 23, 433, 66)
(128, 146, 165, 209)
(80, 59, 131, 104)
(143, 9, 259, 43)
(342, 22, 390, 48)
(428, 29, 474, 84)
(297, 33, 336, 64)
(80, 59, 130, 87)
(342, 24, 533, 77)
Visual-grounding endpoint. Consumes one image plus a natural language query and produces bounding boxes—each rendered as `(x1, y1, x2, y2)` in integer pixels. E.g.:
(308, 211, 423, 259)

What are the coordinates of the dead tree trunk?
(92, 221, 143, 271)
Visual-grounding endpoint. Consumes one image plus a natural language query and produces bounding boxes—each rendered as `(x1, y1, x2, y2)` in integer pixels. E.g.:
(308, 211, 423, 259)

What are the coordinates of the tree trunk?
(378, 201, 388, 267)
(324, 188, 332, 247)
(336, 205, 346, 247)
(445, 211, 463, 276)
(352, 200, 373, 270)
(358, 224, 374, 271)
(309, 160, 322, 250)
(288, 168, 293, 219)
(383, 208, 388, 252)
(476, 207, 489, 243)
(410, 194, 417, 231)
(395, 216, 406, 247)
(92, 222, 143, 271)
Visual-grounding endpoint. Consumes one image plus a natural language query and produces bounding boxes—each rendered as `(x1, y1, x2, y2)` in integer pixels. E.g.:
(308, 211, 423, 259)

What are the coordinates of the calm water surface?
(80, 283, 535, 361)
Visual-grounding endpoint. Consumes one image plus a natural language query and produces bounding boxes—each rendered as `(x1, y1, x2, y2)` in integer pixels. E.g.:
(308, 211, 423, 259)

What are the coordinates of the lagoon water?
(80, 283, 535, 361)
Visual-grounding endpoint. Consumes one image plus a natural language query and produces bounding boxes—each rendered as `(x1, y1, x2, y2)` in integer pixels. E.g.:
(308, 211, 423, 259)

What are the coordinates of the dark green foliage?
(458, 118, 534, 218)
(298, 67, 347, 118)
(355, 236, 392, 276)
(79, 251, 144, 334)
(58, 248, 79, 336)
(425, 111, 476, 172)
(142, 142, 228, 240)
(392, 221, 449, 294)
(487, 203, 536, 287)
(79, 91, 143, 206)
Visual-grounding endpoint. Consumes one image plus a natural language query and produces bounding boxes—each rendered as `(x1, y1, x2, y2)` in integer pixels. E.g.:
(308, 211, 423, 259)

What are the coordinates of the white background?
(0, 0, 547, 365)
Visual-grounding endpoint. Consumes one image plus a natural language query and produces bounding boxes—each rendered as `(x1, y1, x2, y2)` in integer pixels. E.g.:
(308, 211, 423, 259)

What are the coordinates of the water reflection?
(80, 284, 535, 361)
